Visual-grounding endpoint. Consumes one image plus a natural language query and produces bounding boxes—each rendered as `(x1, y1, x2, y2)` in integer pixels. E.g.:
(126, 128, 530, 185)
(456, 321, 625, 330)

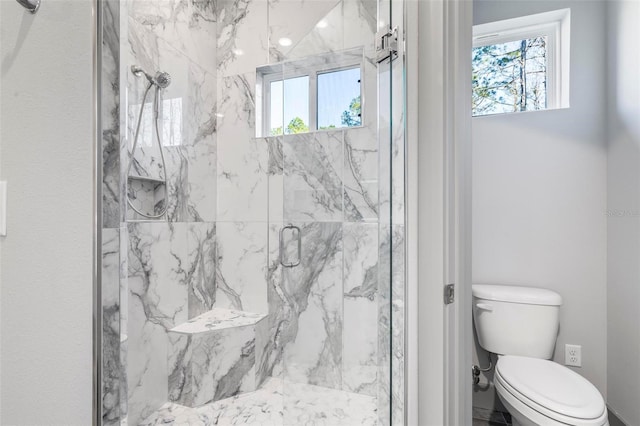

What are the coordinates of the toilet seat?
(495, 356, 608, 425)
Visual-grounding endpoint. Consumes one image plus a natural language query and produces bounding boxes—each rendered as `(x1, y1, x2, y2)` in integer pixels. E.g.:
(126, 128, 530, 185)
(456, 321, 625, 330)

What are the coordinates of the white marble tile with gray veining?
(266, 136, 284, 222)
(127, 302, 170, 425)
(342, 223, 378, 396)
(377, 223, 392, 426)
(268, 0, 341, 62)
(285, 0, 344, 60)
(281, 222, 344, 389)
(343, 0, 377, 52)
(391, 225, 405, 424)
(187, 223, 217, 318)
(215, 221, 269, 314)
(383, 56, 405, 226)
(167, 323, 258, 407)
(268, 0, 375, 62)
(103, 228, 122, 425)
(119, 225, 129, 423)
(172, 59, 217, 222)
(343, 296, 378, 396)
(129, 0, 217, 74)
(283, 131, 344, 222)
(103, 0, 122, 228)
(254, 316, 271, 387)
(126, 222, 190, 424)
(344, 127, 378, 222)
(216, 73, 269, 222)
(262, 223, 286, 379)
(216, 0, 268, 77)
(126, 219, 191, 302)
(343, 222, 378, 296)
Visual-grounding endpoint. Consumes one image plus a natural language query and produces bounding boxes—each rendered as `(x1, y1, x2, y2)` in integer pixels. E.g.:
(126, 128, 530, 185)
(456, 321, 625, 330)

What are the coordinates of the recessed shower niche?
(99, 0, 407, 424)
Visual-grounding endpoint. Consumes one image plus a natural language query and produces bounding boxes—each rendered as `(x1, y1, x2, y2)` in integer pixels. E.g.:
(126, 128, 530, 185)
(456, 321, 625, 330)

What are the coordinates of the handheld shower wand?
(127, 65, 173, 220)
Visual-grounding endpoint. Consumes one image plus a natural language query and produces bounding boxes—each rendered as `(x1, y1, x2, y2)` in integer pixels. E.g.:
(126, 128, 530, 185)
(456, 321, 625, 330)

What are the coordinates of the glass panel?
(317, 67, 362, 129)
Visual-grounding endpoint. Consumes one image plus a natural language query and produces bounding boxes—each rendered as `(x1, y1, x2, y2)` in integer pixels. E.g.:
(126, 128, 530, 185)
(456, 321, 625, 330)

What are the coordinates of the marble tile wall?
(343, 222, 379, 396)
(103, 0, 122, 229)
(215, 222, 268, 314)
(119, 225, 129, 424)
(102, 229, 122, 426)
(102, 0, 125, 423)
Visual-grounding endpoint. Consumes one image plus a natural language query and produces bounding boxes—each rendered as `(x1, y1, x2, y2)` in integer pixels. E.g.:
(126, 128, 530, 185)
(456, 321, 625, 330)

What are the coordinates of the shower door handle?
(279, 224, 301, 268)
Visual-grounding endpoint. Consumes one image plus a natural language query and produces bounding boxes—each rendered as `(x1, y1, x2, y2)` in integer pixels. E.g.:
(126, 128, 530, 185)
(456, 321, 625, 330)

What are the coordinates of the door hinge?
(444, 283, 455, 305)
(376, 26, 399, 63)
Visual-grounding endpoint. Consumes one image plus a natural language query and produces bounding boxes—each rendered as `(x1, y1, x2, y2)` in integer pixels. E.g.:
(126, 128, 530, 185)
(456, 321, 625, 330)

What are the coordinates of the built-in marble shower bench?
(167, 308, 268, 408)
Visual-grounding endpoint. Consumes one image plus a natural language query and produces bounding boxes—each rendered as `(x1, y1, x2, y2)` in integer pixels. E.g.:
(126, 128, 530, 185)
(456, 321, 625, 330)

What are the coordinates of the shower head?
(153, 71, 171, 89)
(131, 65, 171, 89)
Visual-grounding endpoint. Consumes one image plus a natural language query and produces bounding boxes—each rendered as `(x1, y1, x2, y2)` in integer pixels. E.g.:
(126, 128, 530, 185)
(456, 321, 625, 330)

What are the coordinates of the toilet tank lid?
(472, 284, 563, 306)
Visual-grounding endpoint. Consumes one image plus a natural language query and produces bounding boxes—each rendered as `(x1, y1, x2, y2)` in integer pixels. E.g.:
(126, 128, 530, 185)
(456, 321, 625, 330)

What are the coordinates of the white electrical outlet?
(565, 344, 582, 367)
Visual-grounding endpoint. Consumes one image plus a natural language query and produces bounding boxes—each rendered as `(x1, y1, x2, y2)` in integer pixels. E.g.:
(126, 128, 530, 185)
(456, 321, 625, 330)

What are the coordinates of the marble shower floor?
(139, 377, 378, 426)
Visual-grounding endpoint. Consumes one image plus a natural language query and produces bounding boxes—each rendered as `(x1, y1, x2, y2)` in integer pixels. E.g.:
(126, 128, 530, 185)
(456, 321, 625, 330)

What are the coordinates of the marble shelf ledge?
(127, 175, 165, 184)
(170, 308, 267, 335)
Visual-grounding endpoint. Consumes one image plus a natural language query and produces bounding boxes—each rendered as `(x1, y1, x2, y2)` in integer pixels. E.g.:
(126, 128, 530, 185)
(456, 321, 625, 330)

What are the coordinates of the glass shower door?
(271, 0, 405, 423)
(97, 0, 405, 421)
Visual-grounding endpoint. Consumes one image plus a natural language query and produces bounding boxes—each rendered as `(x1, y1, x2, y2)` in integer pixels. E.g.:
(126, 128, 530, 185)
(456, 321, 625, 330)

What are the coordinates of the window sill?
(472, 105, 569, 119)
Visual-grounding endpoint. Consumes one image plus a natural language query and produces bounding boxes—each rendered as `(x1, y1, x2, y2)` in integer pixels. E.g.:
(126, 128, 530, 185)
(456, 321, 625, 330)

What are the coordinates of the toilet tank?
(472, 284, 563, 359)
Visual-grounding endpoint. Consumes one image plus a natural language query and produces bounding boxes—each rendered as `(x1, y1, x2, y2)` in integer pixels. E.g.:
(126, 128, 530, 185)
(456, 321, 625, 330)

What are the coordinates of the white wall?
(472, 0, 608, 400)
(606, 1, 640, 424)
(0, 0, 94, 423)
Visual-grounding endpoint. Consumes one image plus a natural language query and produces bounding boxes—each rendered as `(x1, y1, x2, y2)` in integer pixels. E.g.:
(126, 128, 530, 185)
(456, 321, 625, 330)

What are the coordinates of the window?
(257, 50, 363, 136)
(472, 9, 570, 117)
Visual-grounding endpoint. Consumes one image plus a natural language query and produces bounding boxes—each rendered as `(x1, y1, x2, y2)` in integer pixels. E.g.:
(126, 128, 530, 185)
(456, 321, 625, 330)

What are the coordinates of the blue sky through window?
(270, 76, 309, 133)
(318, 67, 361, 128)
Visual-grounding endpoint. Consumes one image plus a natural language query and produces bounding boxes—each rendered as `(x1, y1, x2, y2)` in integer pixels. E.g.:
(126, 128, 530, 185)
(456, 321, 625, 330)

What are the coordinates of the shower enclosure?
(99, 0, 406, 423)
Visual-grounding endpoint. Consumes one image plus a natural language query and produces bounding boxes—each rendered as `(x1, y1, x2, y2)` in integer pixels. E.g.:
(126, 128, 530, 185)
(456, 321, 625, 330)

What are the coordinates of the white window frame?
(256, 51, 364, 137)
(472, 8, 571, 114)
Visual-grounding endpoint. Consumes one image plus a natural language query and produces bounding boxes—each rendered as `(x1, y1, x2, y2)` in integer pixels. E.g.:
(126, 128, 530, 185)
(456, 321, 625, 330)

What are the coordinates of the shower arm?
(16, 0, 40, 13)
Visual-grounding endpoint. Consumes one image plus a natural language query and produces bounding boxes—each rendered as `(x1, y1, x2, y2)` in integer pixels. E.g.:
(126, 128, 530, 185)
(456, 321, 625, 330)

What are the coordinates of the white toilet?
(473, 284, 609, 426)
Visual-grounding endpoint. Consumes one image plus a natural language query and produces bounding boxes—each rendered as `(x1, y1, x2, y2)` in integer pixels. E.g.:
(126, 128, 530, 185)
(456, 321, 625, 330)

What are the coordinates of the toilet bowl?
(472, 284, 608, 426)
(494, 355, 608, 426)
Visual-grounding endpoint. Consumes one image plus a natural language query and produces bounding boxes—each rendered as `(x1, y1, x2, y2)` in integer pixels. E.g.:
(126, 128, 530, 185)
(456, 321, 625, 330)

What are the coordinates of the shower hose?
(126, 82, 169, 220)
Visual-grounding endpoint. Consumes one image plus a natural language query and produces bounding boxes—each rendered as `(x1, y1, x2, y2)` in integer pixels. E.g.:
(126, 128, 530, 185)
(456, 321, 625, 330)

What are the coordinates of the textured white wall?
(0, 0, 94, 424)
(606, 1, 640, 424)
(472, 0, 608, 399)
